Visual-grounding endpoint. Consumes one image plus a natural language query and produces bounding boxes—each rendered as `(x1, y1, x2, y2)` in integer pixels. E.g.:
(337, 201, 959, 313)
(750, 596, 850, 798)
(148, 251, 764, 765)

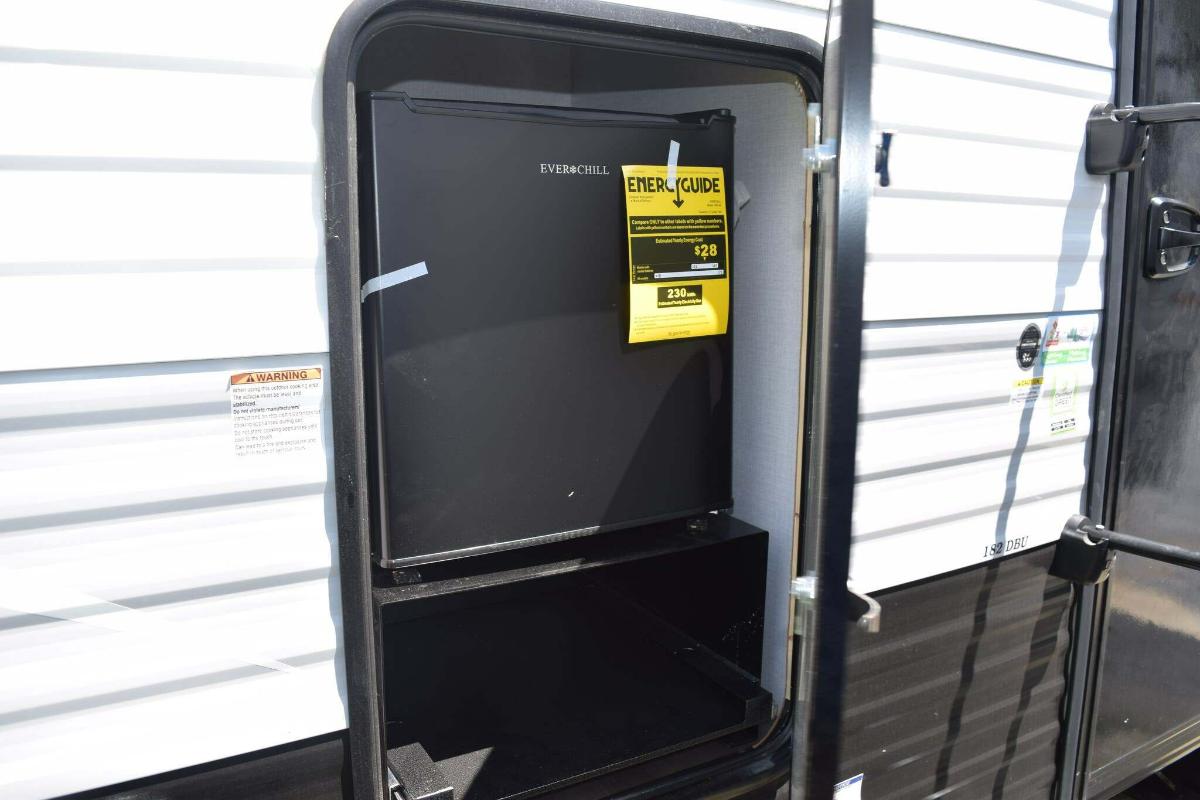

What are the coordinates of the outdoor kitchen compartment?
(376, 515, 770, 800)
(349, 21, 811, 800)
(358, 92, 736, 568)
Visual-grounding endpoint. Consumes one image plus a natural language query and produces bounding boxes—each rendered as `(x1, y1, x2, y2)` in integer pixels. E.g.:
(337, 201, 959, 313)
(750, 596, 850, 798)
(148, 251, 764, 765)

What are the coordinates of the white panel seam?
(0, 352, 333, 382)
(874, 19, 1116, 71)
(875, 54, 1111, 102)
(0, 45, 314, 79)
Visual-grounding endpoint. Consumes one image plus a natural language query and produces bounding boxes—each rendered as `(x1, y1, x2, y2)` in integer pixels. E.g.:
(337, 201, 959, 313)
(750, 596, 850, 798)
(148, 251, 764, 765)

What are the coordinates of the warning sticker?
(622, 164, 730, 344)
(230, 367, 323, 457)
(1010, 376, 1044, 406)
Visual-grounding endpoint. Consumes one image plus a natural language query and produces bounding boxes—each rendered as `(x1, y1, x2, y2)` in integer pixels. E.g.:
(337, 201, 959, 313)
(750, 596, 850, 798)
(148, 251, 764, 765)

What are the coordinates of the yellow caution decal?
(230, 367, 322, 385)
(621, 164, 730, 344)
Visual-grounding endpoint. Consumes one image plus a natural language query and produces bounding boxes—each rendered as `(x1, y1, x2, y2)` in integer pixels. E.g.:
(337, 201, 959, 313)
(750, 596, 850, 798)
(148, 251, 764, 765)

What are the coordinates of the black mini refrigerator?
(359, 92, 736, 567)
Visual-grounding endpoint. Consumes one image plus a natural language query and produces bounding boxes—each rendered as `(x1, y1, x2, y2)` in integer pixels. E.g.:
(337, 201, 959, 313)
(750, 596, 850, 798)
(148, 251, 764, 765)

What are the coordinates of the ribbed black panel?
(839, 548, 1072, 800)
(62, 734, 349, 800)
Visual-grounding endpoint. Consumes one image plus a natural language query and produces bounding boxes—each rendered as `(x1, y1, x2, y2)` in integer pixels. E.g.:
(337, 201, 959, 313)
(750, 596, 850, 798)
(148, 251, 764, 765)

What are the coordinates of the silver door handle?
(847, 581, 881, 634)
(790, 577, 882, 634)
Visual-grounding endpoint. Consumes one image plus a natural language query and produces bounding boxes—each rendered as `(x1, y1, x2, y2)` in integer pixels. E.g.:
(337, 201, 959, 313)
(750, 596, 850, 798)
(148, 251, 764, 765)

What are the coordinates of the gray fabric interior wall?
(368, 27, 808, 708)
(574, 55, 807, 709)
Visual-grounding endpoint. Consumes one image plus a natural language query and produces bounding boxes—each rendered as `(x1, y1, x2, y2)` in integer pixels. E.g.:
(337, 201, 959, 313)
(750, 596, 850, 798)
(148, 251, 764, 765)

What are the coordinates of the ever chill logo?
(539, 163, 611, 175)
(627, 174, 722, 208)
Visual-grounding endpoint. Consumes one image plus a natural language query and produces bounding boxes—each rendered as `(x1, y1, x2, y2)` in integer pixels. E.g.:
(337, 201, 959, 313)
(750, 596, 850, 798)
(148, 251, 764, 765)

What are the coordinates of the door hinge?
(803, 132, 894, 184)
(802, 103, 835, 174)
(803, 142, 837, 173)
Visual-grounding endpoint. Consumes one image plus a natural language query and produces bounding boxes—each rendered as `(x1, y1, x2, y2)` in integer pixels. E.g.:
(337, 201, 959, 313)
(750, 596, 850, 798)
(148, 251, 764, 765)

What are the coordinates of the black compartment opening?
(378, 517, 770, 800)
(342, 13, 816, 800)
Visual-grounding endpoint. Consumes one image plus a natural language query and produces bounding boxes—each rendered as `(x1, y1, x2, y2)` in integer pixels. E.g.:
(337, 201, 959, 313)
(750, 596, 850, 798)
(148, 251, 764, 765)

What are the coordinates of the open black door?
(1076, 2, 1200, 797)
(791, 0, 875, 798)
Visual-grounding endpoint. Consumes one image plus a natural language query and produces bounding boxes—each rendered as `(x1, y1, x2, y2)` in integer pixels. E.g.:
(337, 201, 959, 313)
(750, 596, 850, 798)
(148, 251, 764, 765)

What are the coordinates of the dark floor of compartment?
(383, 580, 767, 800)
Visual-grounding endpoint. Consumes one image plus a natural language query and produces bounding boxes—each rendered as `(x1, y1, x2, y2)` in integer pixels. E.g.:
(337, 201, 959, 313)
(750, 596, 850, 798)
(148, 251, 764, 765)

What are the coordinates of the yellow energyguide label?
(621, 164, 730, 344)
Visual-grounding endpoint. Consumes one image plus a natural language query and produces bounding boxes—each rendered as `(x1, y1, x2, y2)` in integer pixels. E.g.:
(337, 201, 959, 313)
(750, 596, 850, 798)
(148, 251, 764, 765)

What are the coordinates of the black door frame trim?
(796, 1, 874, 798)
(1055, 0, 1142, 797)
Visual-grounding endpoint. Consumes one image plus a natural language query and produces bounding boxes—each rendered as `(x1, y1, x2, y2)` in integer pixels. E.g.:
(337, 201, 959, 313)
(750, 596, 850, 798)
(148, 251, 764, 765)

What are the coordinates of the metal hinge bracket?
(803, 142, 837, 173)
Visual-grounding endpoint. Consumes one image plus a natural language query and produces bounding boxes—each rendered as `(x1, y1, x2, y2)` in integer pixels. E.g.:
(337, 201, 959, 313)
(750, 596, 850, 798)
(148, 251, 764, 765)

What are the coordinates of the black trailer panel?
(61, 734, 349, 800)
(840, 548, 1072, 800)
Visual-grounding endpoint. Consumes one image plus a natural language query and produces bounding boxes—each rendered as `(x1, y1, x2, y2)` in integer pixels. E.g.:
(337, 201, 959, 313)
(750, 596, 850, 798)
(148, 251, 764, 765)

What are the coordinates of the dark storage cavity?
(336, 14, 815, 800)
(354, 18, 810, 711)
(377, 516, 770, 800)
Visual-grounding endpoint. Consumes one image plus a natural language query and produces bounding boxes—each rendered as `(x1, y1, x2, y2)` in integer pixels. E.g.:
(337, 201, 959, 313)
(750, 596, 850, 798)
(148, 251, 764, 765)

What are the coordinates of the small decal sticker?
(1016, 324, 1042, 370)
(1050, 417, 1078, 435)
(1042, 320, 1094, 366)
(1043, 347, 1091, 366)
(1045, 319, 1061, 348)
(1049, 370, 1078, 416)
(834, 774, 864, 800)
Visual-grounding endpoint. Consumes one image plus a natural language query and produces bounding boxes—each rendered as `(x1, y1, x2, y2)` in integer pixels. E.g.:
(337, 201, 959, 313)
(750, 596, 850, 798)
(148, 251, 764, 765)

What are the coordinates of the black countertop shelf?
(372, 513, 761, 608)
(381, 579, 769, 800)
(372, 513, 771, 800)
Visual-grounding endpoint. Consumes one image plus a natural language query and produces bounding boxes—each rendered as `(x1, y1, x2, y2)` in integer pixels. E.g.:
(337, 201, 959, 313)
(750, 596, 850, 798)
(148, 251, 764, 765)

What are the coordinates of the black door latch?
(1146, 198, 1200, 278)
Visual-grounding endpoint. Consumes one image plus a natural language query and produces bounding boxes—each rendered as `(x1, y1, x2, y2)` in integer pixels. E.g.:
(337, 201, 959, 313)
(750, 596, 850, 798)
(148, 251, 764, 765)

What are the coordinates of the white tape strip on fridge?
(361, 260, 429, 303)
(666, 139, 680, 189)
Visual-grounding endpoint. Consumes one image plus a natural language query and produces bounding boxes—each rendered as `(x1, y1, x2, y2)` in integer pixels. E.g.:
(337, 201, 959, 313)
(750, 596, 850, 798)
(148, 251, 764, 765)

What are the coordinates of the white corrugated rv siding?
(850, 0, 1115, 590)
(0, 0, 1111, 797)
(0, 3, 348, 798)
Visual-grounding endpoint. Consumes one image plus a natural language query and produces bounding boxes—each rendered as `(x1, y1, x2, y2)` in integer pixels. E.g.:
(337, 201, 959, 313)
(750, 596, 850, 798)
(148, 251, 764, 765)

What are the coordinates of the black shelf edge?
(372, 513, 762, 607)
